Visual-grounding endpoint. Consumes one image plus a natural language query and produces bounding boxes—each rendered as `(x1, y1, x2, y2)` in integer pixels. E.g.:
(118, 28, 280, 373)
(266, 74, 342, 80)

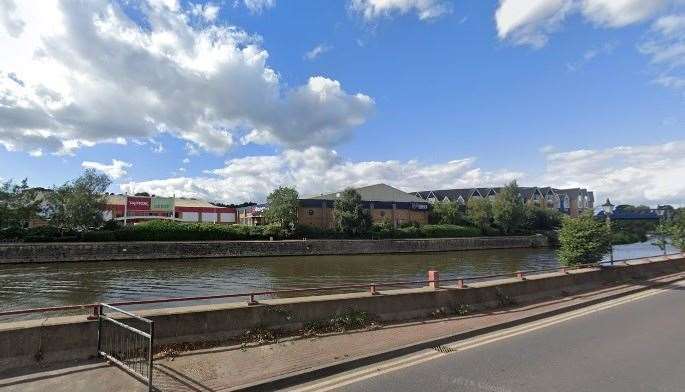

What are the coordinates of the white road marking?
(288, 282, 680, 392)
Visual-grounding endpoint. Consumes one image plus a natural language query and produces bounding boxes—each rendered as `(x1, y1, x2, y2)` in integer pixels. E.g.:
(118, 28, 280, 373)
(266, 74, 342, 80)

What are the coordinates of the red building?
(104, 195, 236, 225)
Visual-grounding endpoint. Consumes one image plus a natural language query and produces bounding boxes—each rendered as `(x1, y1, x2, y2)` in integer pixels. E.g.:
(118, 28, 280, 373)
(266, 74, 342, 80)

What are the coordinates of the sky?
(0, 0, 684, 206)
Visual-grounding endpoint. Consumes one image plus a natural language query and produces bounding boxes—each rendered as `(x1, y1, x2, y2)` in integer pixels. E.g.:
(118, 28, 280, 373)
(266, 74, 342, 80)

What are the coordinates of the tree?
(0, 179, 40, 233)
(48, 169, 111, 232)
(334, 188, 372, 236)
(493, 180, 526, 235)
(430, 201, 466, 225)
(669, 208, 685, 251)
(264, 186, 299, 230)
(652, 222, 671, 255)
(466, 197, 492, 235)
(524, 206, 563, 231)
(557, 213, 611, 266)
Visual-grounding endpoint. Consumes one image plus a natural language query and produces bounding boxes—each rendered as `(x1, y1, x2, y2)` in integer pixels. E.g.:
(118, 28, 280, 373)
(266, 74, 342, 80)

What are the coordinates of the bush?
(0, 226, 26, 240)
(558, 214, 611, 266)
(23, 226, 76, 242)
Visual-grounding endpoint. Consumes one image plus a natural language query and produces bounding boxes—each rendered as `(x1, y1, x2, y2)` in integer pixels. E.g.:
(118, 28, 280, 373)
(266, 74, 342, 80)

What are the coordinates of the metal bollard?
(516, 271, 526, 280)
(428, 270, 440, 289)
(456, 279, 466, 289)
(247, 294, 259, 306)
(370, 284, 380, 295)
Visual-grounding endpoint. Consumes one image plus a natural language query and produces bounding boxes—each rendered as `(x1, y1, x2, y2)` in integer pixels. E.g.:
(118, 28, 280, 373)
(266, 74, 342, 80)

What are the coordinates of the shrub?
(557, 214, 611, 266)
(23, 226, 74, 242)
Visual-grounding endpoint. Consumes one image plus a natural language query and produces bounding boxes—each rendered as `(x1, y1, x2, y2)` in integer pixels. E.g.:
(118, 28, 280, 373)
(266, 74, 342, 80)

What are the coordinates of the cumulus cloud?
(190, 2, 220, 22)
(350, 0, 452, 21)
(304, 44, 331, 60)
(82, 159, 132, 179)
(120, 147, 522, 202)
(0, 0, 373, 155)
(542, 140, 685, 206)
(495, 0, 677, 48)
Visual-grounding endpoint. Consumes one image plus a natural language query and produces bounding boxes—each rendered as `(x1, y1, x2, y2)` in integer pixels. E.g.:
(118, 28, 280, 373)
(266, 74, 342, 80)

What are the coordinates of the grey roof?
(307, 183, 427, 203)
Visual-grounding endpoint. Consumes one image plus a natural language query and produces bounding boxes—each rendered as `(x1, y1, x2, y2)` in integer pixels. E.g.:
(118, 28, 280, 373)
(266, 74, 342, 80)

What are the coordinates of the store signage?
(126, 196, 151, 211)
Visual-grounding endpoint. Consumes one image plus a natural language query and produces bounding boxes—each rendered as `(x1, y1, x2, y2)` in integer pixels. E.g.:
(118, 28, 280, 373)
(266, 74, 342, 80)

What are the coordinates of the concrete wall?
(1, 254, 683, 373)
(0, 235, 547, 264)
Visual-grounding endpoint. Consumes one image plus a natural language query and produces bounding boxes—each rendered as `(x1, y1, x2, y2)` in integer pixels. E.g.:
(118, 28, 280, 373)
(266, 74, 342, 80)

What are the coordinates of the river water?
(0, 241, 679, 320)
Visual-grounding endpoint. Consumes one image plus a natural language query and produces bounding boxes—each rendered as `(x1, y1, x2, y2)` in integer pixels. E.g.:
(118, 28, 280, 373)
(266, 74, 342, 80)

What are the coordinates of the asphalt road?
(289, 280, 685, 392)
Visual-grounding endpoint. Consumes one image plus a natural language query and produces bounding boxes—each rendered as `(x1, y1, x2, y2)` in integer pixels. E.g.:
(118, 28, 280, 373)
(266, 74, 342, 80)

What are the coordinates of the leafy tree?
(557, 213, 611, 266)
(0, 179, 40, 232)
(264, 186, 299, 230)
(430, 201, 466, 225)
(524, 206, 563, 231)
(493, 180, 526, 235)
(652, 222, 671, 255)
(670, 208, 685, 251)
(334, 188, 372, 236)
(48, 169, 111, 232)
(466, 197, 492, 235)
(134, 192, 150, 197)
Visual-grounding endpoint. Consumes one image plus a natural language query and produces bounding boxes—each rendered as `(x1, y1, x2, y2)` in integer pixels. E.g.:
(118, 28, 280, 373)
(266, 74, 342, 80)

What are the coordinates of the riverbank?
(0, 235, 547, 264)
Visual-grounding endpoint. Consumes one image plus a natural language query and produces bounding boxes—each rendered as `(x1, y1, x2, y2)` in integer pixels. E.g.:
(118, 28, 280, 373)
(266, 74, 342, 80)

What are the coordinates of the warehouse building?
(298, 183, 430, 230)
(103, 195, 236, 225)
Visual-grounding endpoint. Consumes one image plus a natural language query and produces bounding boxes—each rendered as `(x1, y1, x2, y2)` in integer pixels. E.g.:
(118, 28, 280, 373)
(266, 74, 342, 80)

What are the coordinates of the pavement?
(1, 270, 684, 392)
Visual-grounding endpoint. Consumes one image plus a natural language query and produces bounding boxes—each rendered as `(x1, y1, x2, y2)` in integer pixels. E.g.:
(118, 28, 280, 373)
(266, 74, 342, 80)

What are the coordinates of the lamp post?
(602, 198, 614, 265)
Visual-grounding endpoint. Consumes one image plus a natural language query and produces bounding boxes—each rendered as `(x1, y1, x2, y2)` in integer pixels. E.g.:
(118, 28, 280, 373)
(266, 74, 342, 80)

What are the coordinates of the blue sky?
(1, 0, 684, 205)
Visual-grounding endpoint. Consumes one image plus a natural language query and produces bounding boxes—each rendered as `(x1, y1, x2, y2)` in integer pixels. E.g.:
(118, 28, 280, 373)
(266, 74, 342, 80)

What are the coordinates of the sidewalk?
(2, 270, 684, 392)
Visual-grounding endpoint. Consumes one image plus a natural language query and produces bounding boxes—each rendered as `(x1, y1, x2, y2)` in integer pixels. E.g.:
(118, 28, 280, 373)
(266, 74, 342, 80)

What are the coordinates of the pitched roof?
(306, 183, 426, 203)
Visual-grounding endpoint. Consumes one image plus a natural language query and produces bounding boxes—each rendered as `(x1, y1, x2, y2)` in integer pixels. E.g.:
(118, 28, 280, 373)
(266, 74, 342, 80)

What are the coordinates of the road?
(288, 280, 685, 392)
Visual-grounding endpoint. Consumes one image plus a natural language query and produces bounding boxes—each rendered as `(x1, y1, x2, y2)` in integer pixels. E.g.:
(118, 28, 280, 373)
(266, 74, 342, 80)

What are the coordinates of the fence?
(97, 304, 154, 391)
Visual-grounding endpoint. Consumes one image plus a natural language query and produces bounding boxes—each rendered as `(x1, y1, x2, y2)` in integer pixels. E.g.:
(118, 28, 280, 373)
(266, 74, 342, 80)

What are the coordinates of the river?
(0, 241, 679, 320)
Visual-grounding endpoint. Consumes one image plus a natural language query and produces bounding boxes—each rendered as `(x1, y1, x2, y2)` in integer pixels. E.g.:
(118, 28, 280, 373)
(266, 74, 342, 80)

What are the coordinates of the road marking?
(288, 282, 678, 392)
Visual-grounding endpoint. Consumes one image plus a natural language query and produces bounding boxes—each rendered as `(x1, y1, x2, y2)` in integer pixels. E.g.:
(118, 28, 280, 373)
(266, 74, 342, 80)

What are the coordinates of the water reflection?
(0, 241, 677, 320)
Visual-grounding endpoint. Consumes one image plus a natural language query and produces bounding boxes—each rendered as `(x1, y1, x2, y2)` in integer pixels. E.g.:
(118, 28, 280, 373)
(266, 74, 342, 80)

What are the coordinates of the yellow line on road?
(288, 282, 678, 392)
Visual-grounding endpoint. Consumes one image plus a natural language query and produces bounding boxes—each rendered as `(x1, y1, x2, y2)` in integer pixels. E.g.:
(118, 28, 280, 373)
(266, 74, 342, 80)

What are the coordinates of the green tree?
(493, 181, 526, 235)
(0, 179, 40, 234)
(670, 208, 685, 250)
(524, 206, 563, 231)
(430, 201, 465, 225)
(334, 188, 372, 236)
(264, 186, 299, 230)
(652, 222, 671, 255)
(466, 197, 492, 235)
(48, 169, 111, 232)
(557, 213, 611, 266)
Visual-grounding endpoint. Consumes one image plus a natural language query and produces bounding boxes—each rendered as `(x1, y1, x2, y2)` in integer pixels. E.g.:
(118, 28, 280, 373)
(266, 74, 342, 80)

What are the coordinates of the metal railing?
(97, 304, 154, 391)
(1, 252, 682, 321)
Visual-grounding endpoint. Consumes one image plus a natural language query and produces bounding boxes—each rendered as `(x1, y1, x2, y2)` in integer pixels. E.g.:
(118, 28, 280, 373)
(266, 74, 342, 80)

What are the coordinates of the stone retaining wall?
(0, 235, 547, 264)
(1, 254, 683, 374)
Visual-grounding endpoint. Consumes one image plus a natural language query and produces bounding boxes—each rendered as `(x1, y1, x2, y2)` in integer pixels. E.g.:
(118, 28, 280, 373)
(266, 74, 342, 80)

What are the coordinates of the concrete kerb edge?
(229, 271, 685, 392)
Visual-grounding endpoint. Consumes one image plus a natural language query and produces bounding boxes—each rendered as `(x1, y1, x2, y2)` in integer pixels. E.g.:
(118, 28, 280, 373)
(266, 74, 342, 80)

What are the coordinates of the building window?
(307, 209, 314, 215)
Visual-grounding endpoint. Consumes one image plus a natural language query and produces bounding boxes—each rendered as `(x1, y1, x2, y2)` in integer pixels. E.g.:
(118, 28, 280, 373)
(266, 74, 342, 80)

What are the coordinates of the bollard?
(456, 278, 465, 289)
(428, 270, 440, 289)
(516, 271, 526, 280)
(561, 267, 568, 274)
(247, 294, 259, 306)
(370, 284, 380, 295)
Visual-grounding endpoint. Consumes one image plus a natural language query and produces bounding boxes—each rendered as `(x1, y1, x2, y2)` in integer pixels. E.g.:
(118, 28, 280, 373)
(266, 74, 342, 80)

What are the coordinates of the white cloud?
(350, 0, 452, 21)
(121, 147, 522, 202)
(182, 157, 190, 164)
(241, 0, 275, 14)
(190, 2, 220, 22)
(639, 13, 685, 90)
(304, 44, 331, 60)
(495, 0, 678, 48)
(542, 140, 685, 206)
(82, 159, 132, 179)
(0, 0, 372, 155)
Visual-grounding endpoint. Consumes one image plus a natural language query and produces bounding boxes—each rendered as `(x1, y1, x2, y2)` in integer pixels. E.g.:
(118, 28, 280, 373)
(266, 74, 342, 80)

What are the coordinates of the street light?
(602, 198, 614, 265)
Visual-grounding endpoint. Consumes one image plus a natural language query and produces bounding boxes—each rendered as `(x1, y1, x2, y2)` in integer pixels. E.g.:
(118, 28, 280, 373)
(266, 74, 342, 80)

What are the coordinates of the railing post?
(456, 278, 465, 289)
(516, 271, 526, 280)
(428, 270, 440, 289)
(247, 294, 259, 306)
(370, 284, 380, 295)
(561, 267, 568, 274)
(87, 304, 100, 320)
